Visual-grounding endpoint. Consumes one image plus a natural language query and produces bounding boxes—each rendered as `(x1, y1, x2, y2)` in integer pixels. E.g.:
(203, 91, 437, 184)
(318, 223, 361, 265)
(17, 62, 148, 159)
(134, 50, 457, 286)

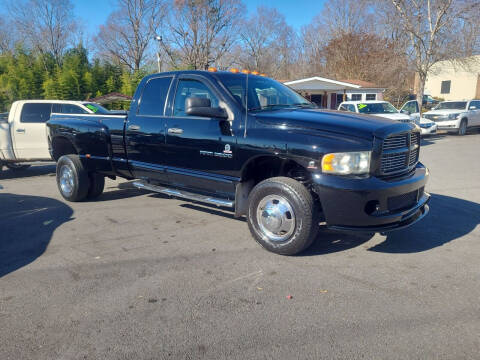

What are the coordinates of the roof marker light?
(242, 69, 251, 74)
(251, 71, 259, 75)
(230, 68, 240, 73)
(260, 73, 267, 77)
(208, 67, 217, 72)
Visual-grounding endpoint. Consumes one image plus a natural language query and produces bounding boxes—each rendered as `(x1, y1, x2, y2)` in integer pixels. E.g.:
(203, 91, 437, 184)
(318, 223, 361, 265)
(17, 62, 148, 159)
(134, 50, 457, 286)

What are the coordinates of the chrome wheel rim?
(59, 165, 75, 196)
(256, 195, 295, 242)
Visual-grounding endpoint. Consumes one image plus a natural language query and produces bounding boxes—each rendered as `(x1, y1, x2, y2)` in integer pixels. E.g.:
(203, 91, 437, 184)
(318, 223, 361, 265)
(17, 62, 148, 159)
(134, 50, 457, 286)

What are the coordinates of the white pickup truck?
(0, 100, 110, 171)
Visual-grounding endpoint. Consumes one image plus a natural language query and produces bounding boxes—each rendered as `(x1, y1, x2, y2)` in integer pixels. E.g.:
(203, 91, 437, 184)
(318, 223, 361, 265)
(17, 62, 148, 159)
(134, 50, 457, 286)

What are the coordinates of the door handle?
(16, 128, 25, 133)
(168, 128, 183, 135)
(128, 124, 141, 131)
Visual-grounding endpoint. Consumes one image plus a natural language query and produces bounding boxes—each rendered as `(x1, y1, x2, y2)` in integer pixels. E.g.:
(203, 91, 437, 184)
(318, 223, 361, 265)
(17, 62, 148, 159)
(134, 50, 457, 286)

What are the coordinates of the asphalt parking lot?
(1, 133, 480, 359)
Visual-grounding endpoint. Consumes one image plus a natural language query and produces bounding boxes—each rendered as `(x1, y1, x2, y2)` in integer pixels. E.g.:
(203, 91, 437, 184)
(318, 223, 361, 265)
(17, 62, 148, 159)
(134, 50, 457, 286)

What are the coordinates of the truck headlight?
(448, 113, 460, 120)
(321, 151, 371, 175)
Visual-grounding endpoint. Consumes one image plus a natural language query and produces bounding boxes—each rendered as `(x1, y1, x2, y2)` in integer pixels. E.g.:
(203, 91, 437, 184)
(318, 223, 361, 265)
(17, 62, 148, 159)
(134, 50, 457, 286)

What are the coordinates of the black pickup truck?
(47, 70, 430, 255)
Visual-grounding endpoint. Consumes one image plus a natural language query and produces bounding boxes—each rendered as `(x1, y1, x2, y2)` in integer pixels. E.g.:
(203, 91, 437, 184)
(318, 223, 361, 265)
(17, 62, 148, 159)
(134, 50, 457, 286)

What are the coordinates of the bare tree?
(238, 7, 296, 79)
(161, 0, 244, 70)
(8, 0, 77, 64)
(389, 0, 480, 112)
(0, 19, 15, 53)
(95, 0, 166, 72)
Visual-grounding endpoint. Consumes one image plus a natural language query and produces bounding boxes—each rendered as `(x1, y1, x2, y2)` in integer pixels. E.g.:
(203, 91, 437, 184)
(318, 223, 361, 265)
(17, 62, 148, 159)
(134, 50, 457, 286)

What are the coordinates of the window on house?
(351, 94, 362, 101)
(441, 80, 451, 94)
(366, 94, 376, 100)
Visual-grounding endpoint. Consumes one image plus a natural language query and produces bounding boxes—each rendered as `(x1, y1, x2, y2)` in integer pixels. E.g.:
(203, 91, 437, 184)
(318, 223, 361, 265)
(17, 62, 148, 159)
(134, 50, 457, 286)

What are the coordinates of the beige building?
(425, 56, 480, 101)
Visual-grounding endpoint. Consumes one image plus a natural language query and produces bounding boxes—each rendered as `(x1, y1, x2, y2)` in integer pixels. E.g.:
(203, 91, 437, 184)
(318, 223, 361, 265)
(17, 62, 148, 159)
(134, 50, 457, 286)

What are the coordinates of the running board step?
(133, 181, 235, 208)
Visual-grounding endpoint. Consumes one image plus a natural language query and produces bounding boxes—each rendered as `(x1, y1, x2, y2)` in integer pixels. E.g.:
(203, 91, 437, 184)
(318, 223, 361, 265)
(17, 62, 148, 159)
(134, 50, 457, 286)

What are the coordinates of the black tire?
(247, 177, 319, 255)
(458, 119, 467, 136)
(6, 163, 31, 171)
(87, 173, 105, 199)
(56, 155, 89, 202)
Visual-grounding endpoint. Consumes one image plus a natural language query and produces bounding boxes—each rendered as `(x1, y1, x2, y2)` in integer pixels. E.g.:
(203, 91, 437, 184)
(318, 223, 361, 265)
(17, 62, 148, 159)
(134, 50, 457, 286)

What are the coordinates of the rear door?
(125, 75, 173, 183)
(12, 102, 52, 159)
(163, 75, 237, 197)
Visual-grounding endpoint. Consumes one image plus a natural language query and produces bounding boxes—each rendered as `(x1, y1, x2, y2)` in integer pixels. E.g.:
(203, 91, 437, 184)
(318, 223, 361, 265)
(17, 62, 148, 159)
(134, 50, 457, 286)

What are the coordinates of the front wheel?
(247, 177, 319, 255)
(458, 119, 467, 136)
(56, 155, 89, 202)
(6, 163, 31, 171)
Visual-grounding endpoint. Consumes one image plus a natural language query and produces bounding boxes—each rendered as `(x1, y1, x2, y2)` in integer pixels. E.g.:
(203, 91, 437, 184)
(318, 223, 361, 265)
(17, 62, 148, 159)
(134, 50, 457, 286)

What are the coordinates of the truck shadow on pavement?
(369, 193, 480, 253)
(0, 193, 73, 278)
(304, 193, 479, 255)
(0, 164, 56, 180)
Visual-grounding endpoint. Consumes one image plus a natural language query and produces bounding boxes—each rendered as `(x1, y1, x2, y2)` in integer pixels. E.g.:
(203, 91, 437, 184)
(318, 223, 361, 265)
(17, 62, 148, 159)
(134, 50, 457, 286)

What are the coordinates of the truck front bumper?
(312, 163, 430, 232)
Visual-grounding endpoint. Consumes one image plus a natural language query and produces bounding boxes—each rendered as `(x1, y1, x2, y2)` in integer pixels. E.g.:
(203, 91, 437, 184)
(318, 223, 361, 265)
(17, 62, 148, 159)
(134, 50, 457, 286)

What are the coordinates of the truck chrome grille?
(380, 131, 420, 176)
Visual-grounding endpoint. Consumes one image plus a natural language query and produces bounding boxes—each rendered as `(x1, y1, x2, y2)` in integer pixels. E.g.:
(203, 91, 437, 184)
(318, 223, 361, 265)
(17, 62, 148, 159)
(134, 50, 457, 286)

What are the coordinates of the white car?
(399, 100, 438, 136)
(0, 100, 110, 171)
(422, 100, 480, 135)
(338, 101, 414, 123)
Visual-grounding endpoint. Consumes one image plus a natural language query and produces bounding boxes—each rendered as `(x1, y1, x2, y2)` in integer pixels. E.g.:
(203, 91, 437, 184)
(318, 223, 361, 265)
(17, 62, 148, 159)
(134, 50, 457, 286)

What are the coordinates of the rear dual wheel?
(56, 155, 104, 202)
(247, 177, 319, 255)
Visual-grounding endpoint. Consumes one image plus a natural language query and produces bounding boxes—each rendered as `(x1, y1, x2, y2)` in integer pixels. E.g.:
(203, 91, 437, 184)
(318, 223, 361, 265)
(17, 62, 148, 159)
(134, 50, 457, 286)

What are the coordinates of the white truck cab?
(422, 100, 480, 135)
(0, 100, 109, 171)
(338, 100, 414, 123)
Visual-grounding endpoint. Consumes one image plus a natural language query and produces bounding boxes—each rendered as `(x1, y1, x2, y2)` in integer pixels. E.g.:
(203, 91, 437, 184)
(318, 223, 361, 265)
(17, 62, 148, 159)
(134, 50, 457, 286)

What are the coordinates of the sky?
(74, 0, 327, 36)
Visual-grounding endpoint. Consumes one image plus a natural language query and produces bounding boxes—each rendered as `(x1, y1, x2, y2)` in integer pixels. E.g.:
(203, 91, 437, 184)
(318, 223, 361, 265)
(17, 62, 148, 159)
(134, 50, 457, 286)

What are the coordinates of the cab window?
(20, 103, 53, 123)
(173, 79, 219, 117)
(61, 104, 88, 114)
(402, 101, 418, 114)
(138, 76, 173, 116)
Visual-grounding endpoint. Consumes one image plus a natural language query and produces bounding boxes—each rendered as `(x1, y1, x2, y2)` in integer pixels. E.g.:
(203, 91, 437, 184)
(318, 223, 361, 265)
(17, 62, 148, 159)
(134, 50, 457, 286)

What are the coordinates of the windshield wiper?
(249, 103, 314, 111)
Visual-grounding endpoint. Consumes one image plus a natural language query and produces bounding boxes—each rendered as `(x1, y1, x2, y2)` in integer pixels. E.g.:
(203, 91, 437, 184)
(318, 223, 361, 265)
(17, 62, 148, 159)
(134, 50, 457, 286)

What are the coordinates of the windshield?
(219, 74, 314, 111)
(434, 101, 467, 110)
(82, 102, 111, 114)
(357, 102, 398, 114)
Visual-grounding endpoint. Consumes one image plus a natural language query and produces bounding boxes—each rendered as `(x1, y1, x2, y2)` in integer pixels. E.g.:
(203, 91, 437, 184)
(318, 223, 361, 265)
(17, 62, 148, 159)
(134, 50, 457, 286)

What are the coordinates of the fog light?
(365, 200, 380, 215)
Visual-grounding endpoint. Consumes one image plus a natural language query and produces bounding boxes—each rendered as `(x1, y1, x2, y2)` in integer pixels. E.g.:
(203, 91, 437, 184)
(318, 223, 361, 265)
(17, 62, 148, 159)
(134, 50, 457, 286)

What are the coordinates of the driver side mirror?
(185, 97, 228, 119)
(469, 106, 477, 110)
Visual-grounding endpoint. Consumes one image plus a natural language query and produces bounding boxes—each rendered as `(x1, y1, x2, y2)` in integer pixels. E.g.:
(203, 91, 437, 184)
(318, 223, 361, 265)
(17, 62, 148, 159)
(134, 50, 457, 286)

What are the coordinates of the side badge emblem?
(223, 144, 232, 154)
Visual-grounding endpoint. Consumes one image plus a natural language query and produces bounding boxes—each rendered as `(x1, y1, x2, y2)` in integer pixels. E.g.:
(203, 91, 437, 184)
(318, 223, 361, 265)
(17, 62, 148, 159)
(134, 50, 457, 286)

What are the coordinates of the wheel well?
(235, 156, 316, 218)
(52, 137, 77, 161)
(241, 156, 312, 185)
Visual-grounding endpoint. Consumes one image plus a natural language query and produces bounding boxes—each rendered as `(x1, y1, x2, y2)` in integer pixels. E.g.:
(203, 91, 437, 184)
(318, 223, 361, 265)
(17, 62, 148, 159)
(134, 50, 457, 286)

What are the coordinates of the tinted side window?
(402, 101, 418, 114)
(20, 103, 52, 123)
(469, 101, 480, 109)
(138, 77, 173, 116)
(61, 104, 88, 114)
(173, 79, 219, 117)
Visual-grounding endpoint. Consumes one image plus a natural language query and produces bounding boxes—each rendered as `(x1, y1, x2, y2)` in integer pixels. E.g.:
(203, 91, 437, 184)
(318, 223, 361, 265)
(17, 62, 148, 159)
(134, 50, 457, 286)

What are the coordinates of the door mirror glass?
(185, 97, 227, 119)
(469, 105, 476, 110)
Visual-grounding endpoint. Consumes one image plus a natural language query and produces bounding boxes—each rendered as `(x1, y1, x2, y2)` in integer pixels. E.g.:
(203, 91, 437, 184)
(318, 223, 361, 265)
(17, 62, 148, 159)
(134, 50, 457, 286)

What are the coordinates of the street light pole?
(154, 35, 162, 73)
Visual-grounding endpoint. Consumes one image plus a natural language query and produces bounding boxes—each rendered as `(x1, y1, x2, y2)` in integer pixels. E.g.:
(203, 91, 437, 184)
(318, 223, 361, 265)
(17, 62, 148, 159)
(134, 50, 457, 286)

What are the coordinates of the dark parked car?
(408, 94, 440, 109)
(46, 70, 430, 255)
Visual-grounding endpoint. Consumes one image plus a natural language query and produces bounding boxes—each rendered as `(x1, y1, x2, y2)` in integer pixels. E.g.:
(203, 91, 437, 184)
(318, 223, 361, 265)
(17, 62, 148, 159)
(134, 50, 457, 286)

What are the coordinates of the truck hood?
(373, 113, 412, 121)
(425, 109, 466, 115)
(253, 109, 414, 140)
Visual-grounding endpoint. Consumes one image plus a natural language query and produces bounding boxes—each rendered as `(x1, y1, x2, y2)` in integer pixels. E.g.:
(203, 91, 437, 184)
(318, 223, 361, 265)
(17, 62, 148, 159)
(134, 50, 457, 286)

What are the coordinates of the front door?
(125, 75, 173, 183)
(400, 100, 420, 121)
(12, 102, 52, 159)
(164, 76, 237, 197)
